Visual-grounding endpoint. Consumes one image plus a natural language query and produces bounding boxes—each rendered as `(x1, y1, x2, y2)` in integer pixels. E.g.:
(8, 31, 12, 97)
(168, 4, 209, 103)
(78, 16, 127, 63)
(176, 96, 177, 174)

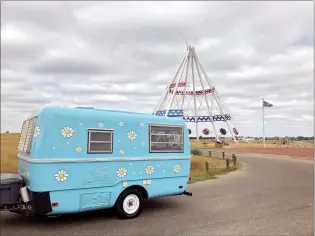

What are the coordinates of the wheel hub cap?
(123, 194, 140, 214)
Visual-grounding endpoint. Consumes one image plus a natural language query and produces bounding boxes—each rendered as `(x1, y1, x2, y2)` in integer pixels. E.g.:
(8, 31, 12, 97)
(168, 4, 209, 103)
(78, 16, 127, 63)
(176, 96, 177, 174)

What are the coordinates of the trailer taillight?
(51, 202, 59, 207)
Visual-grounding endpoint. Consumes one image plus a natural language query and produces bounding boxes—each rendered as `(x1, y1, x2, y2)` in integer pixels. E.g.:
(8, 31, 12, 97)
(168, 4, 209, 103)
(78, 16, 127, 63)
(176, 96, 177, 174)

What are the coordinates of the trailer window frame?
(148, 123, 184, 153)
(87, 129, 113, 154)
(18, 116, 38, 154)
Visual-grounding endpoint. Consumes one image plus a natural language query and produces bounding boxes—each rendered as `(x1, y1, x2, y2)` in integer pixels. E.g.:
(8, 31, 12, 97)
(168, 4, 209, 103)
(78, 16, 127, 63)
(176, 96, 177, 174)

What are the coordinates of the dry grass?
(190, 140, 216, 149)
(1, 133, 20, 173)
(227, 140, 314, 149)
(190, 155, 226, 175)
(190, 154, 241, 183)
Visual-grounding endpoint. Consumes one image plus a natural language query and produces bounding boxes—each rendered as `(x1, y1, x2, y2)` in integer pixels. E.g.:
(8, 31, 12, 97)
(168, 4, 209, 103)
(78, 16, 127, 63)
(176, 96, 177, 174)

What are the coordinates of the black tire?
(116, 188, 143, 219)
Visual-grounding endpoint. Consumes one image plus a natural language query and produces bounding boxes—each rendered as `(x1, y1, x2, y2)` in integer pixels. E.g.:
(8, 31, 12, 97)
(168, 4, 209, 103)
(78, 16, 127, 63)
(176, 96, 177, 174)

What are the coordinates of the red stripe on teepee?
(169, 82, 186, 88)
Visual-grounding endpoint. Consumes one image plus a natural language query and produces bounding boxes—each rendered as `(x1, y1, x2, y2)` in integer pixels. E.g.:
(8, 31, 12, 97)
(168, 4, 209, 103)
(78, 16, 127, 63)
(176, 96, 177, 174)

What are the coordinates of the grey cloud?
(31, 58, 110, 75)
(2, 94, 52, 107)
(1, 42, 45, 64)
(1, 1, 313, 136)
(1, 2, 79, 32)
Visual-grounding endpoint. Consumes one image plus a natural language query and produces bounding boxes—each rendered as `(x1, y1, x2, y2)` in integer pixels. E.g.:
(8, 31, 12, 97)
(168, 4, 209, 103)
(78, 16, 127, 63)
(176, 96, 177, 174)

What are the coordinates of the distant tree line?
(190, 136, 314, 141)
(259, 136, 314, 141)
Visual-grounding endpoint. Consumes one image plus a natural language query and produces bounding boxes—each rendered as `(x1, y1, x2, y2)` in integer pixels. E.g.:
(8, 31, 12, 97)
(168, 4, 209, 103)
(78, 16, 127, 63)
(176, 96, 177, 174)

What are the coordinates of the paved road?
(1, 154, 313, 236)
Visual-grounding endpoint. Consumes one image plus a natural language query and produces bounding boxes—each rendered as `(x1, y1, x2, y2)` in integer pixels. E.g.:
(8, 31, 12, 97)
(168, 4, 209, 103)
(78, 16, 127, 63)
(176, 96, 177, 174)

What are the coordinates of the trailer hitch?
(183, 191, 192, 196)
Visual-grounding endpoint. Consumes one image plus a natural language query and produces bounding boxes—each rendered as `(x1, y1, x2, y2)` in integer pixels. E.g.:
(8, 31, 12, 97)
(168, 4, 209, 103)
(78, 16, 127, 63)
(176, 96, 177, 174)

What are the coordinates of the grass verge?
(189, 162, 242, 184)
(190, 153, 242, 184)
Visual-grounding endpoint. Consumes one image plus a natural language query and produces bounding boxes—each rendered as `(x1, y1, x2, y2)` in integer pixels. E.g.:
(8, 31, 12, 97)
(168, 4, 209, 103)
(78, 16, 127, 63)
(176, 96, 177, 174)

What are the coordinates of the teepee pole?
(165, 49, 189, 117)
(192, 50, 219, 142)
(154, 50, 188, 114)
(214, 89, 238, 142)
(180, 47, 191, 113)
(190, 47, 199, 140)
(215, 91, 237, 142)
(194, 51, 237, 143)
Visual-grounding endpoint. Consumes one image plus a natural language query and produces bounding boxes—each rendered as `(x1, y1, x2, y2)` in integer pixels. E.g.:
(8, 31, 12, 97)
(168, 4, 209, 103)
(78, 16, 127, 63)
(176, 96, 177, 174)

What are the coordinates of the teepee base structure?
(153, 46, 239, 143)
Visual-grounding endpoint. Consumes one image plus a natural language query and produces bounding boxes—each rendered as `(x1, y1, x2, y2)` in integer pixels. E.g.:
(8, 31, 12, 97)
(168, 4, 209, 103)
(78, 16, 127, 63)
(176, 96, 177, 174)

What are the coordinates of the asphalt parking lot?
(1, 154, 313, 236)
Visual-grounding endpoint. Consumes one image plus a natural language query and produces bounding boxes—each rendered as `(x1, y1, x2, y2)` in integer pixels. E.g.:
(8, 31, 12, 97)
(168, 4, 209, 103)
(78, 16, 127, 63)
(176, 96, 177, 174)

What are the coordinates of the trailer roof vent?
(75, 107, 94, 109)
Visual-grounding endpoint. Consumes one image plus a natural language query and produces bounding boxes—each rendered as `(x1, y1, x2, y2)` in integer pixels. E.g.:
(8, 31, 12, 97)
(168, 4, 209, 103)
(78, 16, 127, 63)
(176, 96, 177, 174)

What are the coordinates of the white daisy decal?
(76, 147, 82, 152)
(33, 126, 40, 137)
(173, 164, 181, 173)
(119, 149, 124, 155)
(99, 123, 104, 128)
(127, 130, 137, 141)
(145, 165, 154, 175)
(54, 170, 68, 182)
(61, 127, 74, 138)
(119, 121, 124, 127)
(140, 122, 144, 127)
(117, 167, 127, 178)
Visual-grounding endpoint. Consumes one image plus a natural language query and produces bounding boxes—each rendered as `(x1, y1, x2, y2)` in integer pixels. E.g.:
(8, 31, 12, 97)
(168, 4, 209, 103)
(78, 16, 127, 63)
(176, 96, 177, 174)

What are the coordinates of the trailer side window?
(87, 129, 113, 154)
(149, 124, 184, 153)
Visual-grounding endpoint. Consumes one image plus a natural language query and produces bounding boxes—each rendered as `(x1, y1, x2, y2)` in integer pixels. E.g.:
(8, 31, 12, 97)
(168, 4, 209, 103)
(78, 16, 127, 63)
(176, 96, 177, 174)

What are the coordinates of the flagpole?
(262, 98, 265, 148)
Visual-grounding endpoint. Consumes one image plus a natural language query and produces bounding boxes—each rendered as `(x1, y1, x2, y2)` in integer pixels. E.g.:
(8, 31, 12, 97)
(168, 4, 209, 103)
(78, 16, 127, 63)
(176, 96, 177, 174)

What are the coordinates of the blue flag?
(263, 100, 273, 107)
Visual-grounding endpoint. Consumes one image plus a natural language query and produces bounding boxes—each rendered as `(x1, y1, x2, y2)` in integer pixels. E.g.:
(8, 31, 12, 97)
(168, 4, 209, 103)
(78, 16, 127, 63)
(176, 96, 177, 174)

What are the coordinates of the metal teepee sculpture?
(153, 45, 239, 142)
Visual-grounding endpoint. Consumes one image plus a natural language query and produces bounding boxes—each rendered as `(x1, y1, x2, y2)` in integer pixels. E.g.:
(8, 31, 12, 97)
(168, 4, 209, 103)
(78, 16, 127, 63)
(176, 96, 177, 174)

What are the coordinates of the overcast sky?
(1, 1, 314, 137)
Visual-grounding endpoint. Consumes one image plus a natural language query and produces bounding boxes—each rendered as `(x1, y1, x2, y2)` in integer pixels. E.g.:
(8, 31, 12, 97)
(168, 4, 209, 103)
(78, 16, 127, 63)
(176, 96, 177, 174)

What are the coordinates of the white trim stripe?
(18, 154, 191, 164)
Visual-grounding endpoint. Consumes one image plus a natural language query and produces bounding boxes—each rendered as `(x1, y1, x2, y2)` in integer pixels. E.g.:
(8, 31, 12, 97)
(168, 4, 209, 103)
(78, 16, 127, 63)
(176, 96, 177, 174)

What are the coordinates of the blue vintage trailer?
(0, 106, 192, 219)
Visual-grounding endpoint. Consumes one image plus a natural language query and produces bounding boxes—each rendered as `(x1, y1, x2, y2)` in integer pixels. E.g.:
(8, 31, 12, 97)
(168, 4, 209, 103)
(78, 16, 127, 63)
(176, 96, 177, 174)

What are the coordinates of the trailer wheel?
(116, 188, 143, 219)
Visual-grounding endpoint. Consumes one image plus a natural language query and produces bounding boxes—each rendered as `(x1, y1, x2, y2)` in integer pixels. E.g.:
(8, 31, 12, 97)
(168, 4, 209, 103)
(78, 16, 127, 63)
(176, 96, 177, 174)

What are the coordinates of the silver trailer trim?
(18, 154, 191, 164)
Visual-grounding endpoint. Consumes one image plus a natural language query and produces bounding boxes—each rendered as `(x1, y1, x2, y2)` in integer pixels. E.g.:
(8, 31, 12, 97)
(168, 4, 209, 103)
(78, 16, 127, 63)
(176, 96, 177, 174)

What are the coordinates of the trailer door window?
(87, 129, 113, 154)
(149, 124, 184, 153)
